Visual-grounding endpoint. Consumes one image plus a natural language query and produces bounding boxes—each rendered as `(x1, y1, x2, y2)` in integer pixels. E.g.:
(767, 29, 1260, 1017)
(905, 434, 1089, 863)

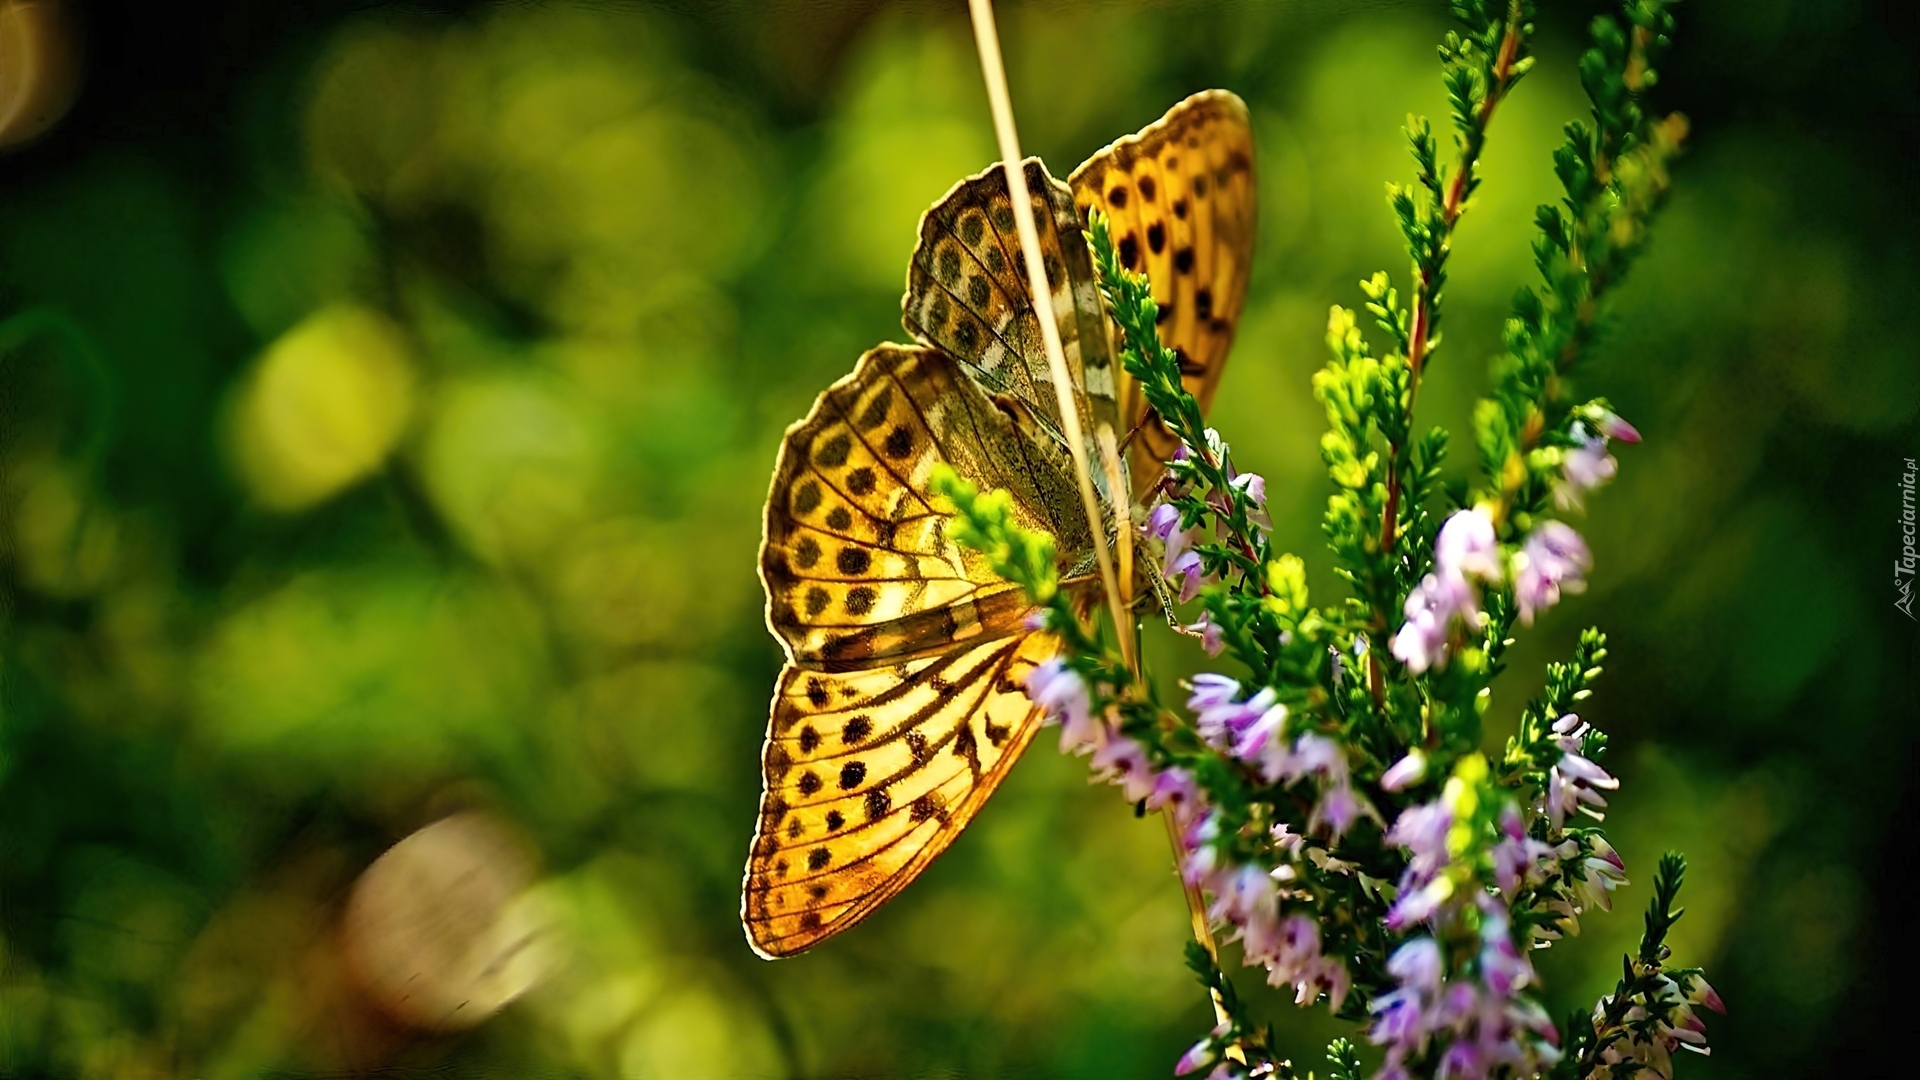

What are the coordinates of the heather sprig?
(1475, 2, 1685, 534)
(940, 3, 1717, 1078)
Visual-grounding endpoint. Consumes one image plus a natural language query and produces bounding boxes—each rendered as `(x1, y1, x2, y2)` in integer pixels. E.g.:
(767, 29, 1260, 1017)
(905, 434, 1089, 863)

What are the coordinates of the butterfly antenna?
(968, 0, 1234, 1038)
(966, 0, 1130, 672)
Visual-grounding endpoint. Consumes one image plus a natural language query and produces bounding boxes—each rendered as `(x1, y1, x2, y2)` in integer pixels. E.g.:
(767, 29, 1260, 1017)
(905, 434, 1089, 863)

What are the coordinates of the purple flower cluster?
(1149, 502, 1217, 603)
(1391, 509, 1500, 673)
(1371, 761, 1565, 1079)
(1589, 969, 1724, 1079)
(1023, 659, 1205, 832)
(1514, 523, 1591, 627)
(1369, 918, 1561, 1080)
(1189, 676, 1374, 840)
(1144, 439, 1272, 606)
(1181, 675, 1360, 1009)
(1392, 507, 1601, 669)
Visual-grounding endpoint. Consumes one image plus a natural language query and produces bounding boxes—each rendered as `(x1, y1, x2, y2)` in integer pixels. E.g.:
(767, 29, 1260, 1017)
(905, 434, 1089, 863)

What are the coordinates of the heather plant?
(934, 2, 1722, 1076)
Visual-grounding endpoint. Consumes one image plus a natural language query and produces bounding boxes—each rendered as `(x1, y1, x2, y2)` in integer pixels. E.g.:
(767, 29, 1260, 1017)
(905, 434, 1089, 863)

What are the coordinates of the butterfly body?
(745, 91, 1255, 958)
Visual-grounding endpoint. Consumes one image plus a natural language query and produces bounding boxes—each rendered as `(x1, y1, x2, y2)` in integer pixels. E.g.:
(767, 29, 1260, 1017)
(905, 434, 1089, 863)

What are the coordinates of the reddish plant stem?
(1370, 11, 1524, 705)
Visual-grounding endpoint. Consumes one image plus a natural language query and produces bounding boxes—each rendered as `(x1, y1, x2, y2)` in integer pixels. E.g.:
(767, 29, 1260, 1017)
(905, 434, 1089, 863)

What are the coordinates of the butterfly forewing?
(749, 343, 1093, 957)
(1069, 90, 1256, 495)
(903, 158, 1120, 458)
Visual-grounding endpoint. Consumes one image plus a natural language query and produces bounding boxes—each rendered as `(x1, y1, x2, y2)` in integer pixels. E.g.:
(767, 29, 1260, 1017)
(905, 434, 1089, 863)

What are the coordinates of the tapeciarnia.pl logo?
(1899, 456, 1917, 620)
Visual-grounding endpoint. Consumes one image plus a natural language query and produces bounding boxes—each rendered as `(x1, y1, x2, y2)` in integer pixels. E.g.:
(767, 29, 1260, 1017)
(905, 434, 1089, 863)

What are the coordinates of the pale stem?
(1095, 422, 1136, 671)
(965, 0, 1128, 663)
(968, 0, 1229, 1038)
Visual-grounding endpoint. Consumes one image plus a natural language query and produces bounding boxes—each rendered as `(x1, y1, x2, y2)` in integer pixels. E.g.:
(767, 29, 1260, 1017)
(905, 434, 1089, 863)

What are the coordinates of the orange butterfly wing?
(1069, 90, 1257, 496)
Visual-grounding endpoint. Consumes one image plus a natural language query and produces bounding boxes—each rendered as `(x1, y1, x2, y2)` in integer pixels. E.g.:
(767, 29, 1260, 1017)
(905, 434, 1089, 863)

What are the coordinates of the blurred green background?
(1, 1, 1912, 1076)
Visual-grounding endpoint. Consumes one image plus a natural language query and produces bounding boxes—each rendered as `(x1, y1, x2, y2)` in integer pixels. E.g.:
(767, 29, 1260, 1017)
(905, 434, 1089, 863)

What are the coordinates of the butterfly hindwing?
(744, 632, 1056, 957)
(749, 342, 1094, 957)
(1069, 90, 1256, 494)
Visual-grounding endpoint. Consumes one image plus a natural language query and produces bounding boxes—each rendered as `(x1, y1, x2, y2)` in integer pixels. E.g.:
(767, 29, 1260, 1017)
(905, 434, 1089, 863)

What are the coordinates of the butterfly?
(743, 90, 1256, 958)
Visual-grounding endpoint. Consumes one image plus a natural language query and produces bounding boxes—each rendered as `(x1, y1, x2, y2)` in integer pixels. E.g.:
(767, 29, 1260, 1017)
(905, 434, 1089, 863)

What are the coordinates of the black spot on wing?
(792, 537, 821, 569)
(858, 388, 893, 430)
(815, 433, 851, 467)
(844, 587, 875, 616)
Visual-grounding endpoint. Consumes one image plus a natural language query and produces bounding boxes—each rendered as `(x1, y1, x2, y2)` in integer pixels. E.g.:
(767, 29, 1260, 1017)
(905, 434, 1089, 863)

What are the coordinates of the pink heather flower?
(1386, 876, 1452, 930)
(1556, 411, 1641, 511)
(1168, 546, 1211, 603)
(1387, 801, 1453, 878)
(1193, 682, 1279, 751)
(1556, 425, 1618, 510)
(1491, 804, 1555, 894)
(1679, 972, 1727, 1015)
(1381, 750, 1428, 792)
(1145, 769, 1207, 834)
(1435, 508, 1502, 583)
(1234, 704, 1288, 765)
(1436, 1040, 1483, 1080)
(1389, 936, 1445, 994)
(1597, 410, 1641, 443)
(1269, 822, 1304, 857)
(1307, 956, 1352, 1012)
(1569, 835, 1629, 913)
(1309, 782, 1369, 841)
(1147, 501, 1183, 541)
(1256, 914, 1327, 999)
(1370, 987, 1426, 1058)
(1546, 750, 1619, 831)
(1090, 733, 1156, 802)
(1478, 904, 1535, 998)
(1514, 522, 1591, 625)
(1187, 672, 1240, 712)
(1390, 571, 1479, 673)
(1229, 471, 1273, 531)
(1173, 1023, 1227, 1075)
(1145, 767, 1199, 813)
(1180, 834, 1221, 889)
(1288, 733, 1344, 778)
(1026, 659, 1099, 754)
(1595, 970, 1718, 1076)
(1184, 610, 1226, 656)
(1551, 711, 1589, 750)
(1209, 863, 1278, 930)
